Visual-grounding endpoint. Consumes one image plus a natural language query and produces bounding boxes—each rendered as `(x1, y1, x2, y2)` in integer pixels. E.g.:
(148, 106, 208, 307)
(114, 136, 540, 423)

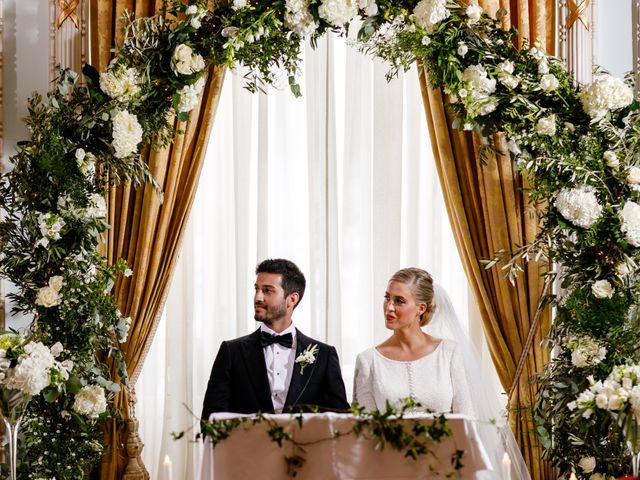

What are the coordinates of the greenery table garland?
(0, 0, 638, 478)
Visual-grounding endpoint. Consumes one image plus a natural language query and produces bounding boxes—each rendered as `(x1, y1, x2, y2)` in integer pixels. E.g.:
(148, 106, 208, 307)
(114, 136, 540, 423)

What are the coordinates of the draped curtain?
(90, 1, 225, 478)
(418, 1, 555, 478)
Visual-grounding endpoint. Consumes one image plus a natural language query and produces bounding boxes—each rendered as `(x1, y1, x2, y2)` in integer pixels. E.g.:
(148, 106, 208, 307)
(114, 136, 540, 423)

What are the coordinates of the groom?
(201, 258, 349, 420)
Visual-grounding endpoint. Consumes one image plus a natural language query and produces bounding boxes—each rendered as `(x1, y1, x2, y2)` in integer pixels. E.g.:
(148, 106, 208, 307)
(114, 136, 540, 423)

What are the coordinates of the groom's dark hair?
(256, 259, 306, 308)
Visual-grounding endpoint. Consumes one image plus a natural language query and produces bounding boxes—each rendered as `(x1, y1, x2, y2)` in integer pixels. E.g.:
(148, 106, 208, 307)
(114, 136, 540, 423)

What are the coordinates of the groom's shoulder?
(224, 330, 259, 347)
(296, 331, 337, 351)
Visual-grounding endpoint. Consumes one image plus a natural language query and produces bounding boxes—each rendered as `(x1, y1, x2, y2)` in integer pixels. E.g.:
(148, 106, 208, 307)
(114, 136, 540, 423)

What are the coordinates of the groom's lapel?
(285, 329, 318, 407)
(240, 329, 273, 411)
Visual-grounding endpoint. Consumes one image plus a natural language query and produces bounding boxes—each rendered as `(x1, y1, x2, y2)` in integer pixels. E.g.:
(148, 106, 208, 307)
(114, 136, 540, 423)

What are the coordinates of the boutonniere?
(295, 344, 319, 375)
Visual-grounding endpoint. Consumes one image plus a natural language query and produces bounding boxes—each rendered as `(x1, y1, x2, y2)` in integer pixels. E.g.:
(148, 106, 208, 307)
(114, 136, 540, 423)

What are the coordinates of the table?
(199, 412, 494, 479)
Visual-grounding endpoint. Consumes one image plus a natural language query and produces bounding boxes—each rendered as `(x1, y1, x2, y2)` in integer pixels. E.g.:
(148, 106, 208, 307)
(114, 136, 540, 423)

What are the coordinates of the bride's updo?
(390, 267, 436, 327)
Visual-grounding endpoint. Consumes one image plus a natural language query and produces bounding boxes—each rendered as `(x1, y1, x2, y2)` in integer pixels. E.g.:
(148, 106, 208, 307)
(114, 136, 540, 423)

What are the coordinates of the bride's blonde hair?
(390, 267, 436, 327)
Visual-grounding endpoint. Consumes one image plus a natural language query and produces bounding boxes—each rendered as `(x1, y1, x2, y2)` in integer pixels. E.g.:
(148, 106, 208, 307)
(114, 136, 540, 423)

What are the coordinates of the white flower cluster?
(620, 201, 640, 247)
(285, 0, 318, 36)
(580, 75, 634, 120)
(569, 365, 640, 423)
(536, 114, 556, 135)
(111, 110, 143, 159)
(75, 148, 96, 177)
(36, 212, 66, 248)
(35, 275, 64, 308)
(603, 150, 619, 170)
(555, 186, 602, 228)
(3, 341, 72, 396)
(185, 4, 207, 29)
(578, 456, 596, 474)
(539, 73, 559, 93)
(412, 0, 450, 34)
(177, 77, 206, 114)
(99, 66, 140, 102)
(171, 44, 206, 76)
(84, 193, 107, 220)
(318, 0, 358, 26)
(460, 64, 498, 115)
(495, 60, 519, 90)
(73, 384, 108, 418)
(567, 335, 607, 367)
(295, 343, 319, 375)
(465, 1, 482, 25)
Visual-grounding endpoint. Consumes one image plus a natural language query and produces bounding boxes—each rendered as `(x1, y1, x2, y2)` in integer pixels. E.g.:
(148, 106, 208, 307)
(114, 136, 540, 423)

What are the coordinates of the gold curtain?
(418, 1, 555, 479)
(90, 1, 225, 478)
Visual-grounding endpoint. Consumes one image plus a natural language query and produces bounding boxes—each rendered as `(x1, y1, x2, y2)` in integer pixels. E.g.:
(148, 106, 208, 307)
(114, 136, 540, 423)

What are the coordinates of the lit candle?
(163, 454, 173, 480)
(501, 452, 511, 480)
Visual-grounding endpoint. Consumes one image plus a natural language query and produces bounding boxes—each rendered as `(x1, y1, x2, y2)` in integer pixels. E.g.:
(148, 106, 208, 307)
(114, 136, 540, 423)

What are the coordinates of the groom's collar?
(260, 322, 297, 339)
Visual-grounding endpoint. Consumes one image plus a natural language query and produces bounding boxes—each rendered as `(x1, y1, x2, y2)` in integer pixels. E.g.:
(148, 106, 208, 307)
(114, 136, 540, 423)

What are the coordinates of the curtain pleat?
(91, 1, 225, 478)
(418, 1, 555, 478)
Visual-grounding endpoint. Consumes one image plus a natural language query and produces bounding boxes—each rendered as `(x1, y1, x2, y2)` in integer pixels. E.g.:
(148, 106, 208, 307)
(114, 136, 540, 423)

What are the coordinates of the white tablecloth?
(199, 413, 493, 479)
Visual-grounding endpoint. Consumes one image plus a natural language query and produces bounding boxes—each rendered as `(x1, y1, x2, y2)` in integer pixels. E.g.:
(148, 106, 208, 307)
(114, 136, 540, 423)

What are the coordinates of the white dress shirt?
(261, 323, 297, 413)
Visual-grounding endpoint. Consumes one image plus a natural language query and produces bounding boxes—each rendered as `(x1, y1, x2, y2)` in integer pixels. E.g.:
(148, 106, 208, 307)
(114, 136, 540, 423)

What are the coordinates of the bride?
(353, 267, 531, 480)
(353, 267, 473, 415)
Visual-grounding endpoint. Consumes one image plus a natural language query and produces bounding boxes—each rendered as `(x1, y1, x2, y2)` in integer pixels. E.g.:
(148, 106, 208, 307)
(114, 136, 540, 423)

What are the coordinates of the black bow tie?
(260, 331, 293, 349)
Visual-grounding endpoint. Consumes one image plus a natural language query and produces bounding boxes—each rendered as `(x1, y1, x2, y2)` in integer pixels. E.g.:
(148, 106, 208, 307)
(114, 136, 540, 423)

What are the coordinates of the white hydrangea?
(580, 75, 634, 120)
(318, 0, 358, 26)
(177, 77, 206, 114)
(536, 114, 556, 135)
(73, 385, 108, 418)
(591, 279, 614, 299)
(620, 201, 640, 247)
(540, 73, 559, 92)
(99, 66, 140, 102)
(462, 64, 496, 99)
(412, 0, 450, 33)
(111, 110, 143, 159)
(568, 334, 607, 367)
(4, 341, 56, 396)
(84, 193, 107, 220)
(172, 44, 206, 76)
(555, 186, 602, 228)
(465, 1, 482, 24)
(285, 0, 318, 36)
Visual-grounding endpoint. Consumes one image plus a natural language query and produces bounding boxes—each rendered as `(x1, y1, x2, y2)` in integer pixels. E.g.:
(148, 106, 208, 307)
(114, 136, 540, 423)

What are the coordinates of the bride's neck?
(390, 327, 428, 350)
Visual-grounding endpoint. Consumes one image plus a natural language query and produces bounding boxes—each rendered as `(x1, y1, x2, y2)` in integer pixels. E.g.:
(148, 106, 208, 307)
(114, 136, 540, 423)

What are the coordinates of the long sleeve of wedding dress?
(353, 339, 474, 416)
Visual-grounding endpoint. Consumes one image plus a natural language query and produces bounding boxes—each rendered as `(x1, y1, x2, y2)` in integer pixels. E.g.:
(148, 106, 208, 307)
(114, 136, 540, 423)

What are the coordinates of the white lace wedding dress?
(353, 339, 474, 416)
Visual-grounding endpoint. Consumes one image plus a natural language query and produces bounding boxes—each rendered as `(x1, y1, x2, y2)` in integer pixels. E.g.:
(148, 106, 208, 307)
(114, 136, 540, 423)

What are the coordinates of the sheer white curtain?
(137, 34, 493, 480)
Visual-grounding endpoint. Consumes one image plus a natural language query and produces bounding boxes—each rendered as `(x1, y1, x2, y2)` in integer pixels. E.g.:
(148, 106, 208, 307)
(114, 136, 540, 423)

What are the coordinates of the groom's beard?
(254, 300, 287, 325)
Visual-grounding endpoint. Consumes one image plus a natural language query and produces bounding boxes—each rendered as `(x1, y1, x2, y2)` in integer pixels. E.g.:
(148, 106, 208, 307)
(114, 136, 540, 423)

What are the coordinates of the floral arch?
(0, 0, 638, 478)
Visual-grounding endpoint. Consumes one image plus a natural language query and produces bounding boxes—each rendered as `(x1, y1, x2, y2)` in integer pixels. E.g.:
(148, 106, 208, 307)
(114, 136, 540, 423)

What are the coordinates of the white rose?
(73, 385, 108, 418)
(536, 115, 556, 135)
(607, 394, 623, 410)
(540, 73, 559, 92)
(595, 393, 608, 409)
(591, 279, 614, 299)
(457, 43, 468, 56)
(49, 275, 64, 292)
(578, 456, 596, 473)
(627, 166, 640, 185)
(604, 150, 619, 169)
(75, 148, 86, 160)
(36, 285, 60, 308)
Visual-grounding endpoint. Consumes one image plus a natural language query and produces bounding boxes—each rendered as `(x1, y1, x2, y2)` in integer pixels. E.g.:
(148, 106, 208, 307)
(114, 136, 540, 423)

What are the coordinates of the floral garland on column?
(0, 0, 638, 478)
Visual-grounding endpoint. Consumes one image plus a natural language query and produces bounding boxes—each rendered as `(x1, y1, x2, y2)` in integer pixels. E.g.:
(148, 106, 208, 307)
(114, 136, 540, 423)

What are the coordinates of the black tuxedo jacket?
(201, 328, 349, 420)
